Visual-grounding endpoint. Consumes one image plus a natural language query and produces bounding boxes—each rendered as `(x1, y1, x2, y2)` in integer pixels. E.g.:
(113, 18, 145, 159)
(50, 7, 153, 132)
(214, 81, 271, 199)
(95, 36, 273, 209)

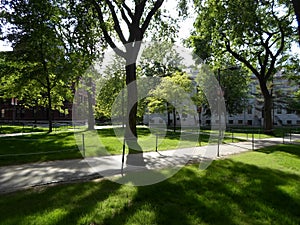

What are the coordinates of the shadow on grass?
(1, 157, 299, 224)
(97, 128, 151, 137)
(0, 132, 81, 166)
(255, 144, 300, 158)
(104, 160, 300, 225)
(0, 126, 46, 134)
(0, 180, 122, 225)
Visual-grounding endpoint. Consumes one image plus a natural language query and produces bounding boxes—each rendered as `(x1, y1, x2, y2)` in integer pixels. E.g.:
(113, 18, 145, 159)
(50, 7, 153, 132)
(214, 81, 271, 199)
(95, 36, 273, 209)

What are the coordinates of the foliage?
(147, 71, 195, 114)
(0, 0, 77, 131)
(190, 0, 297, 132)
(95, 55, 126, 120)
(0, 144, 300, 224)
(195, 65, 249, 115)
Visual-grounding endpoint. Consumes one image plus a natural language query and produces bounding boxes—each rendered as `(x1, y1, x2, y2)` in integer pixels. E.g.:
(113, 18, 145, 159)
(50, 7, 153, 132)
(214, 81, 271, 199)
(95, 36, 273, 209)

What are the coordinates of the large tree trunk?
(87, 77, 95, 130)
(125, 62, 145, 166)
(166, 102, 171, 126)
(173, 108, 176, 133)
(292, 0, 300, 45)
(259, 80, 273, 134)
(263, 95, 273, 133)
(46, 76, 53, 133)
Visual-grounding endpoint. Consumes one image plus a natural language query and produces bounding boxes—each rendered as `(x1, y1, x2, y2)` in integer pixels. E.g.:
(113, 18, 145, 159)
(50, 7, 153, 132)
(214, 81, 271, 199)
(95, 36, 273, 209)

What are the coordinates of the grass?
(77, 127, 244, 156)
(0, 127, 245, 166)
(0, 144, 299, 224)
(0, 125, 47, 134)
(0, 132, 82, 166)
(3, 124, 296, 166)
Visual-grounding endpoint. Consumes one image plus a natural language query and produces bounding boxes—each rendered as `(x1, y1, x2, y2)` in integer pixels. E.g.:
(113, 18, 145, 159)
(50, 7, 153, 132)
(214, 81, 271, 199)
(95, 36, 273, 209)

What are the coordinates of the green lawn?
(0, 144, 299, 225)
(0, 125, 47, 134)
(0, 132, 82, 166)
(0, 128, 244, 166)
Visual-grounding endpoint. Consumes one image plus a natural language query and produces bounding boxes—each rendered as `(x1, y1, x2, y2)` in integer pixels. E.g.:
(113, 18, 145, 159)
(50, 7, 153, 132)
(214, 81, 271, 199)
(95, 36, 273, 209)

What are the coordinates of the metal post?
(217, 68, 220, 157)
(252, 131, 254, 150)
(199, 111, 201, 146)
(199, 131, 202, 147)
(155, 134, 158, 152)
(121, 138, 126, 176)
(82, 133, 85, 158)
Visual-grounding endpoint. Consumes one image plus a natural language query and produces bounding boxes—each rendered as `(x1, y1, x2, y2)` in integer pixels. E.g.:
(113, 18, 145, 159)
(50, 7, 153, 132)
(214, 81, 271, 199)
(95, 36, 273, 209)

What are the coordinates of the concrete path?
(0, 136, 299, 193)
(0, 132, 34, 138)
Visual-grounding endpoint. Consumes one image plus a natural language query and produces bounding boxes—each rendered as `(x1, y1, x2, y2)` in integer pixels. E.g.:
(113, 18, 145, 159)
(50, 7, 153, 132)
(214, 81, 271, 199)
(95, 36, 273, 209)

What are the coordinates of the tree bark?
(125, 62, 145, 166)
(46, 75, 53, 133)
(259, 79, 273, 134)
(173, 108, 176, 133)
(87, 77, 95, 130)
(292, 0, 300, 45)
(166, 102, 171, 126)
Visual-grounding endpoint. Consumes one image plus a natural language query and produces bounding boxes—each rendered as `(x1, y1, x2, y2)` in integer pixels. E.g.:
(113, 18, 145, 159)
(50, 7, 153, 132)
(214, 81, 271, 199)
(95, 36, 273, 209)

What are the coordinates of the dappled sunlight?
(0, 154, 300, 224)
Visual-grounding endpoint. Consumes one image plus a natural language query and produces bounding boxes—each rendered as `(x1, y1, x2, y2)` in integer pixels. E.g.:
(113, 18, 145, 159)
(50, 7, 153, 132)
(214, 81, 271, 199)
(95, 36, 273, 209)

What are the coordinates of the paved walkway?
(0, 136, 299, 193)
(0, 132, 33, 138)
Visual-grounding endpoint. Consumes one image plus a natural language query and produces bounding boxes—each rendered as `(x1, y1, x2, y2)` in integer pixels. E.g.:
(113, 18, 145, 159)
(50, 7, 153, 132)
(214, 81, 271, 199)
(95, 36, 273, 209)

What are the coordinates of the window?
(286, 109, 294, 114)
(287, 120, 292, 125)
(238, 120, 243, 124)
(297, 120, 300, 125)
(247, 120, 252, 125)
(276, 106, 282, 114)
(206, 120, 211, 125)
(247, 106, 252, 114)
(228, 120, 233, 124)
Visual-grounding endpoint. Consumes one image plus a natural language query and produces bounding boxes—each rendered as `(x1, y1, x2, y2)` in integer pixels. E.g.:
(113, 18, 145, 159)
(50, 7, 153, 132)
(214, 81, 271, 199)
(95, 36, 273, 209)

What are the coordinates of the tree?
(217, 67, 249, 115)
(1, 0, 76, 132)
(95, 55, 126, 121)
(148, 71, 195, 132)
(88, 0, 168, 165)
(0, 51, 73, 125)
(190, 0, 296, 133)
(1, 0, 106, 132)
(59, 1, 106, 130)
(292, 0, 300, 44)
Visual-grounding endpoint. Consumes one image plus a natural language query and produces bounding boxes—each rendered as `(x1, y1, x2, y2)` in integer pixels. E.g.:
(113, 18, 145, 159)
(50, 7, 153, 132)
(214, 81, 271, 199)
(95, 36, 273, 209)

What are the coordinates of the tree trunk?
(41, 44, 52, 133)
(87, 77, 95, 130)
(173, 108, 176, 133)
(125, 62, 145, 166)
(292, 0, 300, 45)
(259, 79, 273, 134)
(263, 95, 273, 134)
(166, 102, 171, 126)
(46, 75, 53, 133)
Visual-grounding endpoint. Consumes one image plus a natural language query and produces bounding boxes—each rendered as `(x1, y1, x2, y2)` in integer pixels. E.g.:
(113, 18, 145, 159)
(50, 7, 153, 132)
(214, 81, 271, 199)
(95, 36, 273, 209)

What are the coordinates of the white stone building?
(144, 72, 300, 128)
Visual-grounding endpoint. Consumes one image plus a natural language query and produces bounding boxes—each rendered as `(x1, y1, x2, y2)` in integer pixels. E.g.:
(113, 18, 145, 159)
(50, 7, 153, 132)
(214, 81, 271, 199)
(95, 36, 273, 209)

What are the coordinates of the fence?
(0, 126, 299, 162)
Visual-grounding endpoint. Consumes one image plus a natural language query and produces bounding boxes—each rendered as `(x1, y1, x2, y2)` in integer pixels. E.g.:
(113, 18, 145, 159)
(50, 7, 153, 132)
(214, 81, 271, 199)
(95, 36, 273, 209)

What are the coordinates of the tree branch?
(105, 0, 127, 44)
(292, 0, 300, 45)
(122, 1, 134, 19)
(134, 0, 147, 23)
(90, 0, 126, 58)
(141, 0, 164, 35)
(120, 7, 131, 28)
(223, 36, 260, 78)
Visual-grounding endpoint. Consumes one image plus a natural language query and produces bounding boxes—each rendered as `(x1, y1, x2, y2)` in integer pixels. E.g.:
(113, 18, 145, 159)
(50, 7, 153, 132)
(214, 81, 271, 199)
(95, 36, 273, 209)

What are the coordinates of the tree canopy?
(190, 0, 297, 133)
